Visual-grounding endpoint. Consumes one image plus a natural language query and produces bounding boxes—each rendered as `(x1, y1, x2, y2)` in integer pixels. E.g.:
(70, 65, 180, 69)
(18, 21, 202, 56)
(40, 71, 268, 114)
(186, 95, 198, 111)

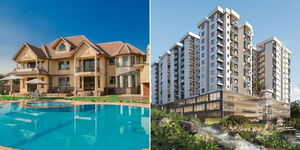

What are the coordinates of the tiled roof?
(13, 35, 144, 60)
(96, 41, 145, 57)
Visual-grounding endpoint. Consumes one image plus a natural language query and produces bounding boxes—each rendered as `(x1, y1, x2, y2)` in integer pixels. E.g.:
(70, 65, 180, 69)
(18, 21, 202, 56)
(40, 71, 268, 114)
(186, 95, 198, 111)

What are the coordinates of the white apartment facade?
(197, 6, 253, 96)
(151, 6, 291, 107)
(255, 37, 291, 103)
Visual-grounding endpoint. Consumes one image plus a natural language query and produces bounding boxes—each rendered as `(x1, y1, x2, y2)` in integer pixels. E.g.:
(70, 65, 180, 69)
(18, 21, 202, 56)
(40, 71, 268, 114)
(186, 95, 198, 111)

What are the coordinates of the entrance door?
(27, 78, 37, 92)
(84, 77, 95, 91)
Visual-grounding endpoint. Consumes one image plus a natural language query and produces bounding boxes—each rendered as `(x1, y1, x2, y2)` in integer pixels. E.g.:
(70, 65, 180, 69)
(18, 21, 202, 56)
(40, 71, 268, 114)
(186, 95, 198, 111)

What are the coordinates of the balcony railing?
(231, 28, 238, 35)
(76, 66, 100, 73)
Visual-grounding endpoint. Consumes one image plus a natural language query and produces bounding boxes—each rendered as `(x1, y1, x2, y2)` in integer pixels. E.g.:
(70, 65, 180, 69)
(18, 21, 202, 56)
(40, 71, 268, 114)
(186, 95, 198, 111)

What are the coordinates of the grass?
(0, 95, 149, 104)
(65, 95, 149, 104)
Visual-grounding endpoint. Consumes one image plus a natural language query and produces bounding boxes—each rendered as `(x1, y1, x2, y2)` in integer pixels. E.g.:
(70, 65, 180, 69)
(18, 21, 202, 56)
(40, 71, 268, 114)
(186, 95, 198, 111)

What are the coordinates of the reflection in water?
(0, 103, 149, 150)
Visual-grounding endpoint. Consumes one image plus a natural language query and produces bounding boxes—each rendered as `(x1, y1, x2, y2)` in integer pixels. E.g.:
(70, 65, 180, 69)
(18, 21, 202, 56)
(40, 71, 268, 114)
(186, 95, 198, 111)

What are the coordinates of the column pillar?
(73, 58, 77, 96)
(128, 75, 132, 88)
(120, 75, 123, 88)
(94, 56, 98, 96)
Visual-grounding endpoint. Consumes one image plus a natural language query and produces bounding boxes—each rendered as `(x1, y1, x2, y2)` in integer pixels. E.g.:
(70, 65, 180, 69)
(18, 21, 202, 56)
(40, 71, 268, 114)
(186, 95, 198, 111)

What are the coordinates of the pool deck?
(0, 99, 149, 108)
(0, 146, 18, 150)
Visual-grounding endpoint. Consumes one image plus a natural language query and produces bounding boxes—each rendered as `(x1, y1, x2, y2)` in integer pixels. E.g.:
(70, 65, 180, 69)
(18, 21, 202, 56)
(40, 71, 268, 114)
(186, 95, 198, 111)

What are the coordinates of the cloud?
(291, 87, 300, 101)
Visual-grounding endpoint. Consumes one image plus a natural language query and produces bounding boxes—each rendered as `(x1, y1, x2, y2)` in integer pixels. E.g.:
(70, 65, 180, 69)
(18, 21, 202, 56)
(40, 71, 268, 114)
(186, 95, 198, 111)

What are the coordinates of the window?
(27, 62, 36, 68)
(117, 76, 120, 87)
(109, 76, 115, 84)
(201, 39, 204, 44)
(201, 60, 205, 65)
(41, 77, 44, 88)
(211, 24, 215, 29)
(59, 43, 66, 51)
(130, 56, 135, 66)
(211, 47, 215, 52)
(122, 56, 128, 66)
(80, 77, 82, 88)
(201, 31, 205, 36)
(201, 53, 205, 58)
(201, 25, 205, 30)
(109, 58, 115, 65)
(59, 77, 70, 86)
(201, 46, 205, 51)
(58, 61, 70, 70)
(211, 54, 215, 60)
(211, 39, 215, 45)
(211, 31, 214, 37)
(132, 75, 136, 87)
(116, 57, 119, 66)
(123, 75, 128, 87)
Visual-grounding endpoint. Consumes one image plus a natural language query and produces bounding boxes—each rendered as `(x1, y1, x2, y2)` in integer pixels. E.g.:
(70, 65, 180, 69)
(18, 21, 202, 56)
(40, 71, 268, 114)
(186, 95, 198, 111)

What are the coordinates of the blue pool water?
(0, 102, 149, 150)
(26, 101, 70, 107)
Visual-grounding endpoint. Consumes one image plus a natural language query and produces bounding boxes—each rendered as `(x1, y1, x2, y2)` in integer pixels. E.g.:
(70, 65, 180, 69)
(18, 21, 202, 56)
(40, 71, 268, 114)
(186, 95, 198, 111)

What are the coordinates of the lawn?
(0, 95, 149, 104)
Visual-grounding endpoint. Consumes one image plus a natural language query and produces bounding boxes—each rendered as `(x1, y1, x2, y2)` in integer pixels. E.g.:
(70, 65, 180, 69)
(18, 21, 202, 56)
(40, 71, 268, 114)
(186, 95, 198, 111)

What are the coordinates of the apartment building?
(197, 6, 254, 96)
(255, 37, 291, 103)
(151, 6, 291, 119)
(151, 32, 200, 105)
(9, 35, 149, 96)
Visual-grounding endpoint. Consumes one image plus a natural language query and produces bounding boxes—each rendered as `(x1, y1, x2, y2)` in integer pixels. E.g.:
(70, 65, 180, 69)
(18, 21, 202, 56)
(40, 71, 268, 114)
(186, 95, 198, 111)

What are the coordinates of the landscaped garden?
(151, 108, 300, 150)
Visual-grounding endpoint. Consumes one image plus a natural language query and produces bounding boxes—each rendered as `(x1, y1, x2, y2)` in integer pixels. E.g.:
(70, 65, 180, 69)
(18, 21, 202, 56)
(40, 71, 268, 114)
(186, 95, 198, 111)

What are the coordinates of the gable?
(54, 40, 71, 52)
(15, 46, 37, 61)
(73, 42, 98, 58)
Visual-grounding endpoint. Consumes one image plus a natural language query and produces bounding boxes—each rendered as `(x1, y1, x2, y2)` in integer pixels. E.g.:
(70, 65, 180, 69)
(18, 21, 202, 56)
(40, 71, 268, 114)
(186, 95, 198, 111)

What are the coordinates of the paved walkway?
(0, 146, 18, 150)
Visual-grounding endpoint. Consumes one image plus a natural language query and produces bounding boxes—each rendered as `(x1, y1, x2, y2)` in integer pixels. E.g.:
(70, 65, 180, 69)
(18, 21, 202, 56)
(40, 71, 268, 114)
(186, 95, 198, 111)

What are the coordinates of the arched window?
(59, 43, 66, 51)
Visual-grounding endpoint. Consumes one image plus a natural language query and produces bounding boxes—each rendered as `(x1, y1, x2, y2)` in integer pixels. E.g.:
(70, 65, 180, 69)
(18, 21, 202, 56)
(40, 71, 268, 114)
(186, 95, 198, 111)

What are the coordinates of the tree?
(291, 100, 300, 118)
(253, 82, 265, 95)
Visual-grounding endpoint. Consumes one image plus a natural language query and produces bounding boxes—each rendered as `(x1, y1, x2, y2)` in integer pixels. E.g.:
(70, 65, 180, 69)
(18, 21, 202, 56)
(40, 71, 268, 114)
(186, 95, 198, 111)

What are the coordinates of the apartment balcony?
(245, 71, 251, 76)
(245, 78, 251, 83)
(217, 40, 224, 47)
(245, 58, 251, 63)
(230, 59, 238, 64)
(244, 30, 252, 36)
(231, 82, 238, 86)
(217, 72, 224, 78)
(231, 36, 238, 42)
(217, 80, 224, 85)
(245, 85, 251, 89)
(244, 37, 251, 43)
(230, 43, 238, 50)
(230, 19, 238, 26)
(217, 25, 224, 32)
(231, 51, 238, 57)
(11, 67, 48, 75)
(231, 74, 238, 79)
(217, 56, 224, 62)
(231, 28, 238, 35)
(217, 64, 224, 70)
(217, 17, 224, 24)
(231, 66, 238, 72)
(217, 48, 224, 55)
(244, 65, 251, 70)
(245, 44, 252, 50)
(217, 33, 224, 39)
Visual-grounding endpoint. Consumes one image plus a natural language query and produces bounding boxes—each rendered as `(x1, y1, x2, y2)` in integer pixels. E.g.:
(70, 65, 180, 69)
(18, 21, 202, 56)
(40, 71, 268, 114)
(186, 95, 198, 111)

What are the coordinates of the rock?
(159, 118, 171, 128)
(179, 120, 199, 134)
(234, 133, 241, 139)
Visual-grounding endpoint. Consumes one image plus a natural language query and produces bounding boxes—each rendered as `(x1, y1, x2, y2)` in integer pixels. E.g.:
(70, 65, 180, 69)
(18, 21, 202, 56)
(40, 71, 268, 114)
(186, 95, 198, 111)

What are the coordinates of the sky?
(0, 0, 149, 74)
(151, 0, 300, 101)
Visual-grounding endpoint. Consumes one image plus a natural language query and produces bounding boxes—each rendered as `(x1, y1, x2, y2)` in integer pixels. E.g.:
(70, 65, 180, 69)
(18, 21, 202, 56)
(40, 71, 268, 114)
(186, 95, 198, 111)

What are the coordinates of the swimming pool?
(0, 102, 149, 150)
(26, 101, 71, 107)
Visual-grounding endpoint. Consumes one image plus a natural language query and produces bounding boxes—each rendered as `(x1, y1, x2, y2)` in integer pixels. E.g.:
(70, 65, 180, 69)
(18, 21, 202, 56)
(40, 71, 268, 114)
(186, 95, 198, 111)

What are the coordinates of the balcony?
(217, 40, 224, 47)
(244, 37, 251, 43)
(231, 36, 238, 42)
(231, 51, 238, 57)
(231, 28, 238, 35)
(231, 82, 238, 86)
(217, 72, 224, 78)
(217, 25, 224, 32)
(76, 66, 100, 73)
(217, 80, 224, 85)
(230, 59, 238, 64)
(244, 30, 252, 36)
(245, 58, 251, 63)
(245, 71, 251, 76)
(245, 44, 252, 50)
(245, 51, 251, 57)
(231, 43, 238, 50)
(231, 20, 238, 26)
(217, 48, 224, 55)
(244, 65, 251, 70)
(217, 56, 224, 62)
(217, 64, 224, 70)
(217, 33, 224, 39)
(231, 74, 238, 79)
(231, 66, 238, 72)
(217, 17, 224, 24)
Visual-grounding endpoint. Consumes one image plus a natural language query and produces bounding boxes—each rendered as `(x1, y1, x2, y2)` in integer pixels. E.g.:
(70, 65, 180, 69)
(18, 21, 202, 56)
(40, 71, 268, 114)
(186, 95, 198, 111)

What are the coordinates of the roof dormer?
(52, 37, 72, 52)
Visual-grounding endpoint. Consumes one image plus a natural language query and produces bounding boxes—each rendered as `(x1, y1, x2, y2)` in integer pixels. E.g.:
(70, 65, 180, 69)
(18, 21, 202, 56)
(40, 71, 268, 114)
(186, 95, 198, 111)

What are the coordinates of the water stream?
(198, 126, 265, 150)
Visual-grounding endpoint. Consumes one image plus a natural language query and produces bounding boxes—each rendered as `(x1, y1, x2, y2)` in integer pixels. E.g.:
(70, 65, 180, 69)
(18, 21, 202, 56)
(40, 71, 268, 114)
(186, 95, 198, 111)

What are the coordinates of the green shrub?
(223, 115, 249, 128)
(205, 118, 224, 125)
(243, 124, 265, 129)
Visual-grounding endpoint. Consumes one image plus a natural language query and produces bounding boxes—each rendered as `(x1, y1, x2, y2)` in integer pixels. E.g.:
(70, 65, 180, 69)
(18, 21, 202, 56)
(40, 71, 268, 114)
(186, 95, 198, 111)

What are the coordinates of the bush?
(151, 108, 220, 150)
(223, 115, 249, 128)
(205, 118, 224, 125)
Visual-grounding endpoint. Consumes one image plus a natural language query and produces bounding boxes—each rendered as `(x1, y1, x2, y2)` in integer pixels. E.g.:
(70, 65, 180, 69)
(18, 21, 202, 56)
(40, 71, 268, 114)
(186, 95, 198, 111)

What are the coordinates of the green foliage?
(291, 100, 300, 118)
(0, 96, 30, 100)
(239, 131, 300, 150)
(205, 118, 224, 125)
(151, 108, 221, 150)
(223, 115, 249, 128)
(242, 124, 265, 129)
(253, 82, 265, 95)
(286, 118, 300, 130)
